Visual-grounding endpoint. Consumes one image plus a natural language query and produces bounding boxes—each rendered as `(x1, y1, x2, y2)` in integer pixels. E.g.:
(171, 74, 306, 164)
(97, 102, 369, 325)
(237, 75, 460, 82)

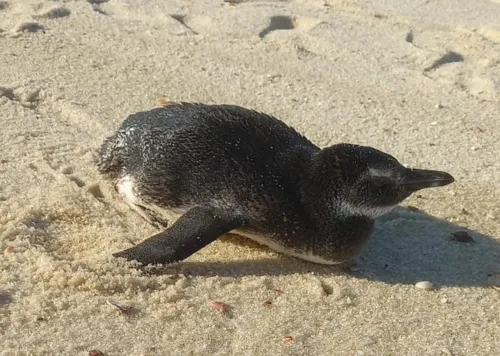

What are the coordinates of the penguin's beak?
(402, 168, 455, 191)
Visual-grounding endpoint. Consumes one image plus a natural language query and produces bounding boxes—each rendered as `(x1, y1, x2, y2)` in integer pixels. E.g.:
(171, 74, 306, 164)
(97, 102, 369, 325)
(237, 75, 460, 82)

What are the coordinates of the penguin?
(96, 103, 454, 266)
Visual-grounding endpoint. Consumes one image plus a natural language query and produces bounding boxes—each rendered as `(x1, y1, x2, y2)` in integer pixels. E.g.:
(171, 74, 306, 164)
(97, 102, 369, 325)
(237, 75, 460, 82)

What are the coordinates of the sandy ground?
(1, 0, 500, 355)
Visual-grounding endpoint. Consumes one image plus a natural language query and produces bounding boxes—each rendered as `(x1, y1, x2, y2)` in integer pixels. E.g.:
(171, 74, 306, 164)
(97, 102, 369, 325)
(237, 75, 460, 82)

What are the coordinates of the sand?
(1, 0, 500, 355)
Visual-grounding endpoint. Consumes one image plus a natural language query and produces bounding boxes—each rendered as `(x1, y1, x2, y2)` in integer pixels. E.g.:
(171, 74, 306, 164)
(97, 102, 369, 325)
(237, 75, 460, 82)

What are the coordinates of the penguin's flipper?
(113, 205, 244, 266)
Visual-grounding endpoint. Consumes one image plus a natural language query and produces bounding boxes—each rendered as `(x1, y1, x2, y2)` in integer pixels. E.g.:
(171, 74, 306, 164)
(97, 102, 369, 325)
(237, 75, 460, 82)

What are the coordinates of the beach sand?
(1, 0, 499, 355)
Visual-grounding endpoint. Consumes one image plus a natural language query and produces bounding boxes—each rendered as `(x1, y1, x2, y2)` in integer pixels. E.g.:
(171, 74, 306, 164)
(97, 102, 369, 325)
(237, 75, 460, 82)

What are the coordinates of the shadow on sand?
(148, 207, 499, 288)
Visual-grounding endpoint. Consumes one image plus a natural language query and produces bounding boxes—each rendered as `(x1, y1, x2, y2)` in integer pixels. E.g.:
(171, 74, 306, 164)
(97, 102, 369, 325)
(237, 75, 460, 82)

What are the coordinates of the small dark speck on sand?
(0, 291, 12, 306)
(405, 29, 413, 43)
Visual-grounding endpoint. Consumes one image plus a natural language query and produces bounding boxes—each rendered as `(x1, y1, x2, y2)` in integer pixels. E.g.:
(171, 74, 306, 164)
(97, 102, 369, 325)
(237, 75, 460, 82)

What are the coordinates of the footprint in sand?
(87, 0, 109, 15)
(4, 87, 109, 202)
(14, 22, 45, 34)
(62, 167, 104, 199)
(257, 15, 328, 59)
(418, 25, 500, 102)
(0, 85, 43, 108)
(259, 15, 322, 39)
(33, 4, 71, 20)
(86, 1, 201, 35)
(423, 51, 464, 72)
(52, 161, 107, 201)
(61, 167, 104, 201)
(170, 14, 199, 35)
(68, 176, 86, 188)
(259, 16, 295, 39)
(1, 1, 71, 37)
(39, 159, 107, 202)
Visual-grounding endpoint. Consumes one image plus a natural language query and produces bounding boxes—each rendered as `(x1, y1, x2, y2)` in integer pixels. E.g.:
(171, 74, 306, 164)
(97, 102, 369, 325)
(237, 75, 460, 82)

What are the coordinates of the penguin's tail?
(95, 133, 124, 179)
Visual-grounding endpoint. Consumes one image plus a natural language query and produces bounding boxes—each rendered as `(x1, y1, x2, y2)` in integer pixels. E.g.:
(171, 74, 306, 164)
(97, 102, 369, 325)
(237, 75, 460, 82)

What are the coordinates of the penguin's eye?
(369, 177, 393, 190)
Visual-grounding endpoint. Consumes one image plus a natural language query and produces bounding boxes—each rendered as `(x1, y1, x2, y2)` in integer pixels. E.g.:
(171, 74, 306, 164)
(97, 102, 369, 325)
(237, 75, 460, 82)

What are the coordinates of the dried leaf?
(3, 246, 14, 256)
(88, 350, 105, 356)
(210, 301, 228, 312)
(106, 299, 133, 314)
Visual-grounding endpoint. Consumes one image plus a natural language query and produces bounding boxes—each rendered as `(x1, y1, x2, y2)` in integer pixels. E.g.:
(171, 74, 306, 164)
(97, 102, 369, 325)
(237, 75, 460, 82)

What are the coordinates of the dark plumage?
(97, 103, 454, 266)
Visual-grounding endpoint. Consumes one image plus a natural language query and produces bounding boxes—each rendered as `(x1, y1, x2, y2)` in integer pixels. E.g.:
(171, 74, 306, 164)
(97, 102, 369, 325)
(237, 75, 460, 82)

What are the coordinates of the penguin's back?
(120, 103, 313, 150)
(97, 103, 317, 212)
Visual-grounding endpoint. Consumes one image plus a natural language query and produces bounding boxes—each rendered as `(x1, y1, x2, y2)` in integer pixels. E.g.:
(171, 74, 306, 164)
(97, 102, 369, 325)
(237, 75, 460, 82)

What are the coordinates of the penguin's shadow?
(155, 207, 499, 288)
(356, 206, 499, 287)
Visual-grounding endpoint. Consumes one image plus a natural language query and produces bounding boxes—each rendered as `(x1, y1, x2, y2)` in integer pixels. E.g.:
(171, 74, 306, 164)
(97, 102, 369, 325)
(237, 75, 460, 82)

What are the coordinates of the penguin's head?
(318, 144, 455, 218)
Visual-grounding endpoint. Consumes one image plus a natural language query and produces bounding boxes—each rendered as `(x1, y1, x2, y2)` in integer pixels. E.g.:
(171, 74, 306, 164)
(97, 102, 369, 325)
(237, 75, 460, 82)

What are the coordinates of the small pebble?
(435, 103, 444, 109)
(415, 281, 434, 290)
(440, 298, 448, 304)
(450, 231, 474, 243)
(283, 336, 293, 342)
(263, 300, 273, 307)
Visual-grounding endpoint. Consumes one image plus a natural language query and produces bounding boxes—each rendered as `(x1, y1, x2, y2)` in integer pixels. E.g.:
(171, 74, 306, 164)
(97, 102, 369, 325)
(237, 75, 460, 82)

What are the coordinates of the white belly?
(229, 230, 342, 265)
